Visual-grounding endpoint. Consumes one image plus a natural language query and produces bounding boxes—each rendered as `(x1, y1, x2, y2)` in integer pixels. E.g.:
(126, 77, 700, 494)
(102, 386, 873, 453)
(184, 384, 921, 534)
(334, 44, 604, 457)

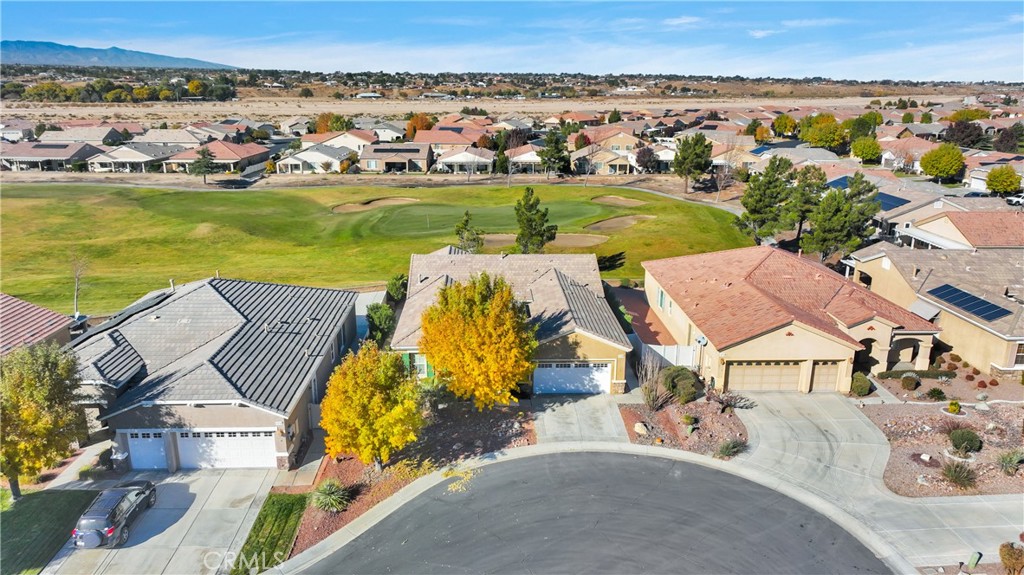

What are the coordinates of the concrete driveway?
(531, 394, 629, 443)
(45, 468, 276, 575)
(736, 392, 1024, 567)
(296, 452, 890, 574)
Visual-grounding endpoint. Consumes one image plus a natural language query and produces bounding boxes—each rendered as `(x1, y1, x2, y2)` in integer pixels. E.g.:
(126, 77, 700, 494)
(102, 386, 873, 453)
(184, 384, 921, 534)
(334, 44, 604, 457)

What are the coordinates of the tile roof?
(74, 278, 356, 415)
(933, 211, 1024, 247)
(169, 141, 268, 161)
(392, 250, 631, 351)
(0, 293, 73, 355)
(0, 141, 104, 160)
(38, 127, 120, 142)
(133, 129, 209, 145)
(643, 246, 938, 350)
(412, 129, 480, 145)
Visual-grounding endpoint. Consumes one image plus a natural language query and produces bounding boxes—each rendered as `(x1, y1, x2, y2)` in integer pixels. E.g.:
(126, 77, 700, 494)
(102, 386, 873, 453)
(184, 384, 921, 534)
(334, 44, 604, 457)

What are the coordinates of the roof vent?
(149, 315, 160, 321)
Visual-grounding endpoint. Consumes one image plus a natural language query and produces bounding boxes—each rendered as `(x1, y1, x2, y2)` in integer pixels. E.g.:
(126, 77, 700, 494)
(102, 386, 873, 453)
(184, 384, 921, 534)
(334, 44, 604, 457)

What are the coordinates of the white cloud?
(662, 16, 703, 27)
(781, 18, 850, 28)
(1009, 13, 1023, 23)
(748, 29, 782, 39)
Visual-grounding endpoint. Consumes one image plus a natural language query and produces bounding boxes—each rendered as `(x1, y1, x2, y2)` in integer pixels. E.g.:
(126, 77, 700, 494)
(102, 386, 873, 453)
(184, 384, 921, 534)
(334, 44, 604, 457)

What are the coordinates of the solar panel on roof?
(827, 175, 851, 190)
(876, 192, 912, 212)
(749, 145, 770, 155)
(926, 284, 1012, 322)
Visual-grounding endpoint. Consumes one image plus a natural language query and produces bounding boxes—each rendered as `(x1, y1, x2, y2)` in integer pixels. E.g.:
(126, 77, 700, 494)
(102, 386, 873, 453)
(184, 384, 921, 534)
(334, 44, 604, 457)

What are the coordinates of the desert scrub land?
(0, 184, 750, 314)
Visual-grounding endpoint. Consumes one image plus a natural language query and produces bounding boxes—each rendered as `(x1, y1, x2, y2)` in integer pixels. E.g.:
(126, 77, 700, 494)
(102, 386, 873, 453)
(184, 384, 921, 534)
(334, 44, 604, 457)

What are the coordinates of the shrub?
(901, 376, 920, 391)
(947, 400, 961, 415)
(77, 464, 93, 480)
(850, 373, 872, 397)
(970, 367, 980, 376)
(949, 429, 982, 456)
(938, 375, 952, 385)
(949, 353, 962, 362)
(962, 361, 971, 368)
(877, 369, 955, 380)
(965, 374, 975, 382)
(941, 460, 977, 489)
(925, 387, 946, 401)
(976, 380, 987, 388)
(640, 381, 673, 412)
(999, 543, 1024, 575)
(619, 278, 634, 288)
(996, 448, 1024, 476)
(311, 479, 351, 513)
(945, 362, 958, 371)
(660, 366, 699, 404)
(937, 417, 970, 435)
(681, 414, 698, 426)
(715, 438, 747, 459)
(386, 273, 408, 302)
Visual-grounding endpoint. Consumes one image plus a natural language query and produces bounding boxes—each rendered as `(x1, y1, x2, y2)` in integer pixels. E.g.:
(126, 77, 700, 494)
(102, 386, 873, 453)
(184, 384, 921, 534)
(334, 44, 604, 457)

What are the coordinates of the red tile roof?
(939, 211, 1024, 247)
(0, 293, 73, 355)
(170, 140, 267, 161)
(412, 129, 481, 145)
(643, 246, 938, 350)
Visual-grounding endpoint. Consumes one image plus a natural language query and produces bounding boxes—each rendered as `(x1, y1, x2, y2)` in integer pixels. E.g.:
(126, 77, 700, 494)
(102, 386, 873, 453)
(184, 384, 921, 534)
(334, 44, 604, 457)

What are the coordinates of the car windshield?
(78, 517, 109, 530)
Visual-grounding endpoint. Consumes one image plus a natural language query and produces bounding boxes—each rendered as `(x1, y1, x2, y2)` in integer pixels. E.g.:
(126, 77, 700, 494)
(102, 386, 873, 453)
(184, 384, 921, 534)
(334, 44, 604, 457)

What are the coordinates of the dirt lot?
(0, 93, 962, 124)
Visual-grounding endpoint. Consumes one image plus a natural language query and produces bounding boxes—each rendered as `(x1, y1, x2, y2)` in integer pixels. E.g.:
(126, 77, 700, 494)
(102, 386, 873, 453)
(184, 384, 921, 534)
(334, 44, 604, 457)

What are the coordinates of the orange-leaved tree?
(406, 113, 434, 139)
(320, 342, 422, 471)
(419, 273, 537, 410)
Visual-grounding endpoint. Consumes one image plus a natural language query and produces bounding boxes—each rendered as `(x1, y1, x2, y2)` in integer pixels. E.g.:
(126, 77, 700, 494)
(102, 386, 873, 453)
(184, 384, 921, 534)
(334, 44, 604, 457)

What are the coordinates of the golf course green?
(0, 184, 751, 314)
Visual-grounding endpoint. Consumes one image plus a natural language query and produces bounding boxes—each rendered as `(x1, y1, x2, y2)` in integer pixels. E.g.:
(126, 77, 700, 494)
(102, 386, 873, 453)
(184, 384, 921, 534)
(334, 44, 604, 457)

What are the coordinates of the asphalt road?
(303, 453, 891, 575)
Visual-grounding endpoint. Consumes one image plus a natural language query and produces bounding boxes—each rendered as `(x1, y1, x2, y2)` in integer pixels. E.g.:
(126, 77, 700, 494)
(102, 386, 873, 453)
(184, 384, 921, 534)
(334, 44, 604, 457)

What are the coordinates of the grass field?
(0, 184, 750, 314)
(230, 493, 308, 575)
(0, 489, 98, 575)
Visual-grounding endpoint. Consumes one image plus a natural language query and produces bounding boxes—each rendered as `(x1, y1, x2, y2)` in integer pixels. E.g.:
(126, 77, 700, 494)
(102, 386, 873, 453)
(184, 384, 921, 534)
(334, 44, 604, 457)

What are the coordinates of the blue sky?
(2, 1, 1022, 81)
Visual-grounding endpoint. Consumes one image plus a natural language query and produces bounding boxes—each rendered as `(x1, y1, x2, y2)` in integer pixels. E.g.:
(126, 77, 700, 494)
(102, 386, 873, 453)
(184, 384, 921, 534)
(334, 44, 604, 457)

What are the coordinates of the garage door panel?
(534, 362, 611, 394)
(127, 431, 168, 470)
(726, 362, 801, 392)
(178, 430, 277, 469)
(811, 361, 840, 392)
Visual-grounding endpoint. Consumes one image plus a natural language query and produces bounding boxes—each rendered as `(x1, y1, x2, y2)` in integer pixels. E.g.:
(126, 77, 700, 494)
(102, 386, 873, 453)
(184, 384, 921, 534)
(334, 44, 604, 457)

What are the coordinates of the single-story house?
(0, 141, 105, 171)
(162, 141, 270, 173)
(132, 129, 211, 148)
(505, 143, 543, 173)
(966, 163, 1024, 192)
(0, 293, 74, 356)
(359, 143, 433, 173)
(392, 247, 633, 394)
(353, 118, 405, 142)
(56, 120, 145, 135)
(435, 146, 494, 173)
(301, 130, 378, 153)
(628, 144, 675, 173)
(280, 116, 311, 136)
(38, 127, 122, 146)
(848, 246, 1024, 376)
(412, 129, 483, 153)
(893, 211, 1024, 250)
(542, 112, 601, 129)
(88, 143, 188, 173)
(276, 144, 356, 174)
(73, 278, 357, 470)
(572, 146, 634, 175)
(187, 123, 248, 143)
(643, 246, 940, 392)
(872, 194, 1016, 237)
(880, 138, 940, 173)
(0, 119, 35, 142)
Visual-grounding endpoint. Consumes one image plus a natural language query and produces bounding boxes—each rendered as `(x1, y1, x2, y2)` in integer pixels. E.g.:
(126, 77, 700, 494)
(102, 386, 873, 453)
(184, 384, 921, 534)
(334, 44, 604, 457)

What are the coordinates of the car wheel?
(118, 526, 129, 546)
(148, 492, 157, 508)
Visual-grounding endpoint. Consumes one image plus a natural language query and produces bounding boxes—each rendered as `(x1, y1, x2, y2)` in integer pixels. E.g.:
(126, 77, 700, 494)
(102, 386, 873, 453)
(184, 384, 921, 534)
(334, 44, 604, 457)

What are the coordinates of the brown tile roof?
(937, 211, 1024, 247)
(412, 129, 480, 145)
(169, 140, 268, 161)
(0, 293, 72, 355)
(642, 246, 938, 350)
(0, 141, 103, 160)
(301, 130, 378, 144)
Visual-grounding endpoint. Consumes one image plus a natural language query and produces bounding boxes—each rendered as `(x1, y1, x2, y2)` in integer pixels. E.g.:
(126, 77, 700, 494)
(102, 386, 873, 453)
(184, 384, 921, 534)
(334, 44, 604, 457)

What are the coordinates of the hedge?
(877, 369, 956, 380)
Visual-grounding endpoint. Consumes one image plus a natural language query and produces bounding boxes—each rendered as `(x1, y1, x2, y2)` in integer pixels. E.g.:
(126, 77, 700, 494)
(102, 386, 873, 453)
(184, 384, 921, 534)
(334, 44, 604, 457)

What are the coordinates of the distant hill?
(0, 40, 234, 70)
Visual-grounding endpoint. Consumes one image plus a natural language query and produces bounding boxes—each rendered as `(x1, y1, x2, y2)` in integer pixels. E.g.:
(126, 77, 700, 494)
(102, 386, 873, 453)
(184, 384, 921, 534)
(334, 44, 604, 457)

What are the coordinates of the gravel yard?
(862, 402, 1023, 496)
(875, 355, 1023, 403)
(620, 400, 748, 458)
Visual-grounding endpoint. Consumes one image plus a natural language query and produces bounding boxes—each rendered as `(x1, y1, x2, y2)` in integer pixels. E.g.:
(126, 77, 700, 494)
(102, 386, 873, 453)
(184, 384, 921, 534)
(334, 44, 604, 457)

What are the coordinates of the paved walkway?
(734, 392, 1024, 568)
(531, 394, 629, 443)
(46, 440, 112, 491)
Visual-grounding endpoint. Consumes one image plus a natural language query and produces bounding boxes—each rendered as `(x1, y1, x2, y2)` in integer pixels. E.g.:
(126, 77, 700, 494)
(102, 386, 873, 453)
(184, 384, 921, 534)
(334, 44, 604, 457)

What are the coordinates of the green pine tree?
(737, 156, 793, 242)
(514, 187, 557, 254)
(673, 132, 713, 193)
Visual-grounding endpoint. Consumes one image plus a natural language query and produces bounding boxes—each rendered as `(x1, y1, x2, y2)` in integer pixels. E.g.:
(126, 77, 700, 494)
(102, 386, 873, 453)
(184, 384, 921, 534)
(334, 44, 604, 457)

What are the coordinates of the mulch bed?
(620, 400, 748, 458)
(289, 402, 535, 557)
(862, 402, 1023, 496)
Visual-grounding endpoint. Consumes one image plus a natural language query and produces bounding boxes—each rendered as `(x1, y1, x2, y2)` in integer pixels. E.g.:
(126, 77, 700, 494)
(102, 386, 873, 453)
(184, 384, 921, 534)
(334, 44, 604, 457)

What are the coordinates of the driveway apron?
(532, 394, 629, 443)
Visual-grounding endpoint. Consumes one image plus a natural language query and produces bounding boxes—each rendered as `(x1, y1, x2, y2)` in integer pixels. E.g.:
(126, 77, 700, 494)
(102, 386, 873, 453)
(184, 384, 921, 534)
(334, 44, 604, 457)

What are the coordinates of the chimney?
(169, 279, 175, 292)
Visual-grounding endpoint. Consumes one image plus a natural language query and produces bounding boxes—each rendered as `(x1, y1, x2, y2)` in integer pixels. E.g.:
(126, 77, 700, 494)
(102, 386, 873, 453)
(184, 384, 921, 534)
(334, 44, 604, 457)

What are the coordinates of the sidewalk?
(734, 392, 1024, 567)
(45, 440, 115, 491)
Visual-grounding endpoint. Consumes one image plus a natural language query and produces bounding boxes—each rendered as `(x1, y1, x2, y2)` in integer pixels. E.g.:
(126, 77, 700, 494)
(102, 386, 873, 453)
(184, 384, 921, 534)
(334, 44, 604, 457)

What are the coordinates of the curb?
(269, 442, 917, 575)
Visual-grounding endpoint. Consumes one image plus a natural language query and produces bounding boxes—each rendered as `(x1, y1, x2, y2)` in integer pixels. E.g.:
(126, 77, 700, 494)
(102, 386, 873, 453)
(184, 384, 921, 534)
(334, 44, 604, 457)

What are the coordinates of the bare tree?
(713, 144, 738, 203)
(637, 349, 672, 411)
(70, 252, 88, 318)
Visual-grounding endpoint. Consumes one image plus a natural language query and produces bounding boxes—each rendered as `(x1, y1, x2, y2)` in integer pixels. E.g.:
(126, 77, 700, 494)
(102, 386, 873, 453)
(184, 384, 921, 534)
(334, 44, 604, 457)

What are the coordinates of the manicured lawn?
(1, 184, 750, 313)
(230, 493, 308, 575)
(0, 489, 98, 575)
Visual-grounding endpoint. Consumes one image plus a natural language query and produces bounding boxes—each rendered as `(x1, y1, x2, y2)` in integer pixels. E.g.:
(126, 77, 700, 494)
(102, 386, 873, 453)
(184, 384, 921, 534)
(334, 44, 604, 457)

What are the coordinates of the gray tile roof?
(75, 278, 356, 416)
(392, 249, 631, 352)
(92, 331, 145, 386)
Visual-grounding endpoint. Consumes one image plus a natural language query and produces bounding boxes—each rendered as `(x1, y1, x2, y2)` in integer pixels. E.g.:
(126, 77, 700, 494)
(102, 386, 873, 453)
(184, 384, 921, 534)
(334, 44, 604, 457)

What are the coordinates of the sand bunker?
(592, 195, 647, 208)
(483, 233, 608, 248)
(332, 197, 419, 213)
(585, 215, 656, 232)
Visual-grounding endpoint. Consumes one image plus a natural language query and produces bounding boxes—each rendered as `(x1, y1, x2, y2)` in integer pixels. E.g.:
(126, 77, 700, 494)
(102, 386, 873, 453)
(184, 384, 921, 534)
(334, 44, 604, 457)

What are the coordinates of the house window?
(658, 288, 666, 309)
(611, 145, 620, 151)
(537, 363, 553, 368)
(1015, 344, 1024, 366)
(412, 353, 428, 377)
(367, 160, 378, 170)
(129, 432, 140, 439)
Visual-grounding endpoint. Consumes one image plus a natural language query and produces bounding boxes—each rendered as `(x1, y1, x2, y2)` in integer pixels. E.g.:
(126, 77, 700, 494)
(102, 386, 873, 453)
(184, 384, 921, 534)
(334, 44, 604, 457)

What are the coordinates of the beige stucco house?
(849, 245, 1024, 376)
(893, 211, 1024, 250)
(643, 246, 939, 393)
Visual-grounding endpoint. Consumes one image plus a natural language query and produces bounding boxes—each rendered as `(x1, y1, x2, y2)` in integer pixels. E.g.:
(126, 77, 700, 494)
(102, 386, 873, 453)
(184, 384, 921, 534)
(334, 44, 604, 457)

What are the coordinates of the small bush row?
(878, 369, 956, 380)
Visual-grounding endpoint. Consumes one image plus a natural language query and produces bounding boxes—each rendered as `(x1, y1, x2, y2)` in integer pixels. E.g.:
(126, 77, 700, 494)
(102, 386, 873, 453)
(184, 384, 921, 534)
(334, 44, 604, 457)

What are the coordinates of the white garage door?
(533, 362, 611, 394)
(127, 431, 168, 470)
(726, 361, 802, 391)
(811, 361, 841, 392)
(177, 430, 278, 469)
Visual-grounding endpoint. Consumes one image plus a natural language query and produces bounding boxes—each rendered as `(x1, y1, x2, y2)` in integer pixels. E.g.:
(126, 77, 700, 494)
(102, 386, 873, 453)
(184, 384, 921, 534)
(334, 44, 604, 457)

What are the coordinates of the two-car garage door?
(533, 362, 612, 394)
(725, 361, 801, 391)
(124, 429, 277, 470)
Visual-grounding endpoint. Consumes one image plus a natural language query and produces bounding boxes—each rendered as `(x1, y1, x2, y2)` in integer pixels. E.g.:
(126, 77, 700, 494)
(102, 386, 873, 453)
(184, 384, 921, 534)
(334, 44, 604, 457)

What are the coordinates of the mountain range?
(0, 40, 234, 69)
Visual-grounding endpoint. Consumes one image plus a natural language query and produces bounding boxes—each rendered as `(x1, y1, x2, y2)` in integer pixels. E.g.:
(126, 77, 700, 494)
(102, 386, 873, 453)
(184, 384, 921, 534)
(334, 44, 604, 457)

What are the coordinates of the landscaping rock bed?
(862, 402, 1023, 496)
(620, 400, 748, 457)
(874, 355, 1022, 403)
(290, 403, 535, 557)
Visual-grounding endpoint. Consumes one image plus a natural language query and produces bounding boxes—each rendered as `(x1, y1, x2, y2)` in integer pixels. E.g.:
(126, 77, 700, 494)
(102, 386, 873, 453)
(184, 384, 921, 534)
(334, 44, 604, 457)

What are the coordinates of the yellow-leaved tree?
(320, 342, 422, 471)
(419, 273, 537, 410)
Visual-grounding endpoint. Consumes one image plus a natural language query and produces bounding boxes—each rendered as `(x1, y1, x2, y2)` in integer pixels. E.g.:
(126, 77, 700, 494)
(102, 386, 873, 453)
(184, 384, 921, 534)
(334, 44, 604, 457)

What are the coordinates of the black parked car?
(72, 480, 156, 548)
